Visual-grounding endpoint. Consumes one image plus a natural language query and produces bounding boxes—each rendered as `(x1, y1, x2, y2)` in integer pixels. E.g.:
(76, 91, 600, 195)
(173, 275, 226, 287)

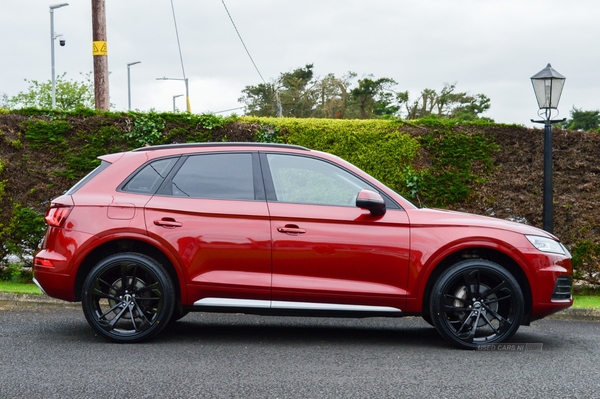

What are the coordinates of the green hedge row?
(0, 109, 596, 285)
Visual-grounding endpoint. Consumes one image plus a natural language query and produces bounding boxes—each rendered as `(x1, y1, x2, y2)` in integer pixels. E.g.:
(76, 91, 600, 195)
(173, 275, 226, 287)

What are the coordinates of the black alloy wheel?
(81, 253, 175, 343)
(429, 260, 524, 349)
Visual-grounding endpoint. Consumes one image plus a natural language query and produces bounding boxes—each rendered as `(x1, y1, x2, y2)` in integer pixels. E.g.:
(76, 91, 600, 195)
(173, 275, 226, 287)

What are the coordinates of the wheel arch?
(73, 238, 183, 304)
(420, 247, 533, 325)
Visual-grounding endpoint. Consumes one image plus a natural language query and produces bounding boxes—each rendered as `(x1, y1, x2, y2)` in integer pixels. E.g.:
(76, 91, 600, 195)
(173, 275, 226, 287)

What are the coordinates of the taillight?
(45, 204, 73, 227)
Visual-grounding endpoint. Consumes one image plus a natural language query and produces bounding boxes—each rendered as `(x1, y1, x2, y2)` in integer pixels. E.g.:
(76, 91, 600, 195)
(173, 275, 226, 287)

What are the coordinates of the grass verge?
(0, 282, 599, 309)
(0, 281, 43, 295)
(573, 295, 600, 310)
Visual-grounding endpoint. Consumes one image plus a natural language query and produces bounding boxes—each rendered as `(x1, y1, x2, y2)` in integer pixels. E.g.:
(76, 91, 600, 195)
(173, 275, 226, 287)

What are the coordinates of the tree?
(560, 107, 600, 131)
(239, 65, 491, 121)
(278, 64, 318, 117)
(7, 72, 94, 110)
(349, 77, 398, 119)
(240, 65, 363, 118)
(315, 72, 356, 119)
(400, 83, 491, 120)
(0, 92, 9, 109)
(238, 83, 278, 117)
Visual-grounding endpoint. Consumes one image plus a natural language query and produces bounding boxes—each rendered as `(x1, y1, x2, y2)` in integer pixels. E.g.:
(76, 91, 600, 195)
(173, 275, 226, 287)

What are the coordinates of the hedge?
(0, 109, 597, 285)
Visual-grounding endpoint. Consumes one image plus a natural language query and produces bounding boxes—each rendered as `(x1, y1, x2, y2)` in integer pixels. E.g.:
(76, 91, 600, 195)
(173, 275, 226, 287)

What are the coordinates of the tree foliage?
(560, 107, 600, 131)
(349, 77, 398, 119)
(0, 92, 9, 109)
(239, 65, 491, 121)
(399, 83, 491, 120)
(6, 72, 94, 110)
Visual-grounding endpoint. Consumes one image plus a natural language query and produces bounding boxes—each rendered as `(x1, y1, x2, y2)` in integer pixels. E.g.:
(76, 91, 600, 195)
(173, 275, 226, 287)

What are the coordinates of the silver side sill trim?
(193, 297, 401, 313)
(271, 301, 401, 312)
(194, 298, 270, 308)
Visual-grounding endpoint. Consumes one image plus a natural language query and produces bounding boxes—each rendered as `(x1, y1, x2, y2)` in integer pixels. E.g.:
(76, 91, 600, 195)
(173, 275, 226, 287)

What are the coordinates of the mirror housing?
(356, 189, 386, 216)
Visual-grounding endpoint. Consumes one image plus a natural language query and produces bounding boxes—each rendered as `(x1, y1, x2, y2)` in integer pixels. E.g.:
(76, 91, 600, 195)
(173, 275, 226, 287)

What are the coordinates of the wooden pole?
(91, 0, 109, 110)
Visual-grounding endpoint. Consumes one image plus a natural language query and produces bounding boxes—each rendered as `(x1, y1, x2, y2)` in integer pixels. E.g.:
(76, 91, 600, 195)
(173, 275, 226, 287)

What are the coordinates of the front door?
(262, 153, 410, 312)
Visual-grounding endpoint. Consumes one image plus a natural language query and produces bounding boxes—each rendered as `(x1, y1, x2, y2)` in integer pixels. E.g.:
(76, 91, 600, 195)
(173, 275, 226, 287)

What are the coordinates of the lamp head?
(50, 3, 69, 10)
(531, 63, 566, 110)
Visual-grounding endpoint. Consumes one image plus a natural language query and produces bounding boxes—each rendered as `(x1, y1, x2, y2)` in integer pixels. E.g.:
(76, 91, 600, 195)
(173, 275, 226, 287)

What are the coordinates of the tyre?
(169, 306, 189, 323)
(429, 260, 524, 349)
(421, 313, 434, 327)
(81, 253, 175, 343)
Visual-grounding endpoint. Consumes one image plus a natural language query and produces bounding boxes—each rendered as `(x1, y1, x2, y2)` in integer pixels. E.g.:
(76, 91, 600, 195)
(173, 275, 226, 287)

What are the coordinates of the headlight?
(525, 235, 567, 255)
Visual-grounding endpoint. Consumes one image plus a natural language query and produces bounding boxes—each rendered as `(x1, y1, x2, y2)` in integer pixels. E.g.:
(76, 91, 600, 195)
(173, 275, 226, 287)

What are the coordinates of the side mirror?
(355, 189, 386, 216)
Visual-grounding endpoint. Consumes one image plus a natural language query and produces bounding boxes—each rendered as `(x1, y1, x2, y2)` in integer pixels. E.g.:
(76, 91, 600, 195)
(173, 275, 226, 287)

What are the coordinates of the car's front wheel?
(81, 253, 175, 343)
(429, 260, 524, 349)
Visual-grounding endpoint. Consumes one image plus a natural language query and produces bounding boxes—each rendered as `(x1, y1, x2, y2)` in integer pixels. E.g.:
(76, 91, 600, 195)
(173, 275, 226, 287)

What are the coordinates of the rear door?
(144, 152, 272, 305)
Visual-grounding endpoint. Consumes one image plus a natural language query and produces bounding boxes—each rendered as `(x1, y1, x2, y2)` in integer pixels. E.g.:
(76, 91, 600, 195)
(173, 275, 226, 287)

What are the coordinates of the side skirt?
(191, 297, 403, 317)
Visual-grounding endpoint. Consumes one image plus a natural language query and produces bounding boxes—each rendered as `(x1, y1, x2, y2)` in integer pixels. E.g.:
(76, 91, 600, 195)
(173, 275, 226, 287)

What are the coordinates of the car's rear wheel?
(429, 260, 524, 349)
(81, 253, 175, 343)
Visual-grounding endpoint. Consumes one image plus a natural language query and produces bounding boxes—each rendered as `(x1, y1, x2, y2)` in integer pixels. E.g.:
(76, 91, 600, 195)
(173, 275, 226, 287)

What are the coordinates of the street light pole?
(172, 94, 183, 112)
(49, 3, 69, 109)
(156, 77, 191, 113)
(127, 61, 141, 111)
(530, 63, 566, 234)
(184, 78, 190, 113)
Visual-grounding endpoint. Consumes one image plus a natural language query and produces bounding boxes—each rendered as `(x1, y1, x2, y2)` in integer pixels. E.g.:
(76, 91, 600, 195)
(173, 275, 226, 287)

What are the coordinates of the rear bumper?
(32, 267, 75, 302)
(33, 248, 77, 302)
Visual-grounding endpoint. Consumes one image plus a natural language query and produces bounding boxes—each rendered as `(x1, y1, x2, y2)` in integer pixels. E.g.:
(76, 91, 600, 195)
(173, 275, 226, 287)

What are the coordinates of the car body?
(33, 142, 573, 348)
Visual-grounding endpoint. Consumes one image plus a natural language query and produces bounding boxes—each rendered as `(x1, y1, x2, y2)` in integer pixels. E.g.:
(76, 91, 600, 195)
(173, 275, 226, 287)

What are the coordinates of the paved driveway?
(1, 300, 599, 398)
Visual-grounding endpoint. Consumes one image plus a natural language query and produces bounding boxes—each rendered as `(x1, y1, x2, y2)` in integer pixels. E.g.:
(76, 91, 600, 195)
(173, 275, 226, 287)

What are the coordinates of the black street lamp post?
(530, 63, 566, 234)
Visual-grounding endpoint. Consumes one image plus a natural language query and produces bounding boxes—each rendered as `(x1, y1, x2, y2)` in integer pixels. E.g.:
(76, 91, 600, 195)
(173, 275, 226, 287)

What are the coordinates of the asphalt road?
(1, 300, 599, 399)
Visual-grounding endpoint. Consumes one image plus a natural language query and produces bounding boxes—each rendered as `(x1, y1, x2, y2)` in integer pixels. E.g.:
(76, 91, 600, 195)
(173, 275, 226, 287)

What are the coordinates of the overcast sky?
(1, 0, 598, 125)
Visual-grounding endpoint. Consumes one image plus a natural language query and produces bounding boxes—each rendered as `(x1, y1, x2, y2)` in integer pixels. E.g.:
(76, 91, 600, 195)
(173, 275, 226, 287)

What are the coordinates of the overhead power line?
(168, 0, 191, 112)
(221, 0, 265, 84)
(220, 0, 281, 117)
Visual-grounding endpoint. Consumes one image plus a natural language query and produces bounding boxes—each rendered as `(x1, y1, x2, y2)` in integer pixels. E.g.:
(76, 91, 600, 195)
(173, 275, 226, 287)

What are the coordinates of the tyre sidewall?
(429, 260, 524, 349)
(81, 252, 175, 343)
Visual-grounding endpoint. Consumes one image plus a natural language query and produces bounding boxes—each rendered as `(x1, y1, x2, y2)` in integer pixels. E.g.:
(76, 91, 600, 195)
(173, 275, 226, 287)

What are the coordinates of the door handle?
(277, 225, 306, 235)
(154, 218, 183, 228)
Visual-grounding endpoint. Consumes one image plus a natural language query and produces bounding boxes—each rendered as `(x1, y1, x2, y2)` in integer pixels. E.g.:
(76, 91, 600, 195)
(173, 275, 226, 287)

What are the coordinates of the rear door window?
(169, 153, 257, 200)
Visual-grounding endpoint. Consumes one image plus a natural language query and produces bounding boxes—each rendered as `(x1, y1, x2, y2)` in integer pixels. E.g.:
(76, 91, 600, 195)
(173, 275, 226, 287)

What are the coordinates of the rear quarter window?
(121, 158, 179, 195)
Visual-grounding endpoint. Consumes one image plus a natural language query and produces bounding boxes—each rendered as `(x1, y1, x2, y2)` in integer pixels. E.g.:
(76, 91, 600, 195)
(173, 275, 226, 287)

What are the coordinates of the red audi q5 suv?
(33, 143, 573, 348)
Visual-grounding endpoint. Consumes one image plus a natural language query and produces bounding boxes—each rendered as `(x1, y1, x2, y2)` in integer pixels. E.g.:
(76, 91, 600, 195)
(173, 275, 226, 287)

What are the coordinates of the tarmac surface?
(1, 292, 599, 320)
(2, 293, 600, 398)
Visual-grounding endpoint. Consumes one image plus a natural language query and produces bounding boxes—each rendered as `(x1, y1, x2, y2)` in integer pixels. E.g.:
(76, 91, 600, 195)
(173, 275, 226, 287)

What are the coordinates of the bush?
(243, 117, 421, 197)
(418, 128, 499, 206)
(572, 240, 600, 286)
(1, 205, 46, 263)
(0, 110, 598, 284)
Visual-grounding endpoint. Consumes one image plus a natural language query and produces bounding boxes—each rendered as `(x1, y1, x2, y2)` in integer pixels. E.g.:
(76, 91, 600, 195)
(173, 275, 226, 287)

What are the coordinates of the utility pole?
(91, 0, 109, 110)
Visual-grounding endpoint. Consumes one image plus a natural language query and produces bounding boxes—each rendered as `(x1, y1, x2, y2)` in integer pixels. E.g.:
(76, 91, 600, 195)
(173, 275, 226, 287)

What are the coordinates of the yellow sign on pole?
(92, 41, 108, 56)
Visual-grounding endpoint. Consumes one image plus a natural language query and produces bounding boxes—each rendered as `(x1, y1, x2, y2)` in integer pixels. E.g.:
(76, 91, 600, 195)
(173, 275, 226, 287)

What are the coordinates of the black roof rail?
(132, 142, 310, 152)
